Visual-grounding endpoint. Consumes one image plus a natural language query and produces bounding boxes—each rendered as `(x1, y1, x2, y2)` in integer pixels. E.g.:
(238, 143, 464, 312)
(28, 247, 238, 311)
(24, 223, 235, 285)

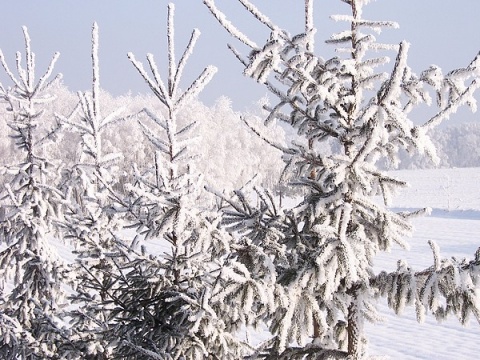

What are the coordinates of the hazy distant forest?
(1, 0, 479, 359)
(0, 84, 289, 195)
(1, 83, 480, 194)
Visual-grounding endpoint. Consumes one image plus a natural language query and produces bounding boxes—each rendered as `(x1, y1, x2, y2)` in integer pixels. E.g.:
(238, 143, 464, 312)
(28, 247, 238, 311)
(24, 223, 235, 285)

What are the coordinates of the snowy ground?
(54, 167, 480, 359)
(366, 167, 480, 359)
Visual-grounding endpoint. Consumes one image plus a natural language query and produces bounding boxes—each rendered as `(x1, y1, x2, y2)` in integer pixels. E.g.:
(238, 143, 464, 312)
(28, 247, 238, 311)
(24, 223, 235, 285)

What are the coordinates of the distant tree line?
(0, 84, 286, 195)
(1, 83, 479, 181)
(395, 122, 480, 169)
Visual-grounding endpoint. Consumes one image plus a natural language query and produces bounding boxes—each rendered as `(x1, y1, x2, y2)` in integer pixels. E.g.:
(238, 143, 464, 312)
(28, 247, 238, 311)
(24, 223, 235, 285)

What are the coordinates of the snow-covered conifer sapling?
(0, 27, 73, 359)
(204, 0, 480, 358)
(85, 4, 245, 358)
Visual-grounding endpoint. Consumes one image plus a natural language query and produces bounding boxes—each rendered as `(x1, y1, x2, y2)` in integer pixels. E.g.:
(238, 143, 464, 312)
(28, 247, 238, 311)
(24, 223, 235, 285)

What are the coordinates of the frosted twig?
(173, 29, 200, 97)
(0, 50, 22, 89)
(237, 0, 279, 33)
(241, 115, 295, 155)
(428, 240, 441, 271)
(16, 51, 28, 90)
(423, 79, 480, 130)
(203, 0, 258, 49)
(22, 26, 35, 87)
(32, 51, 60, 100)
(128, 53, 165, 105)
(305, 0, 314, 52)
(381, 41, 410, 104)
(78, 92, 95, 129)
(99, 106, 126, 130)
(91, 22, 100, 119)
(175, 65, 217, 111)
(167, 3, 176, 97)
(147, 53, 172, 108)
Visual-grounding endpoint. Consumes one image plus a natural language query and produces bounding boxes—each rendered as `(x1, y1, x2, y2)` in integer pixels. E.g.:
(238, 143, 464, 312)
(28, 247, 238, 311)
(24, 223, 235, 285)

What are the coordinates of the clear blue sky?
(1, 0, 480, 123)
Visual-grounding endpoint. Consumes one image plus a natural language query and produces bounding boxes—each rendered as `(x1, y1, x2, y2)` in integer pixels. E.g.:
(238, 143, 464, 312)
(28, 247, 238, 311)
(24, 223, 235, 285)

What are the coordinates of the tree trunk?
(347, 300, 361, 360)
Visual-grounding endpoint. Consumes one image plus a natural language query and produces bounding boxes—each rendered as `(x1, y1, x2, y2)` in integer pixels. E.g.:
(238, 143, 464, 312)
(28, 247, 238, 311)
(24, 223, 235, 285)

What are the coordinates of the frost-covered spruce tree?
(204, 0, 480, 359)
(56, 23, 129, 359)
(0, 27, 73, 359)
(59, 22, 125, 207)
(94, 4, 244, 359)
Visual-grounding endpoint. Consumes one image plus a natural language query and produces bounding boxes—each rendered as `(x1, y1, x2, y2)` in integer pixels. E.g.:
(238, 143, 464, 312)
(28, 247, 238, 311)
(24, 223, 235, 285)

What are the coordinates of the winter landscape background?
(1, 0, 480, 359)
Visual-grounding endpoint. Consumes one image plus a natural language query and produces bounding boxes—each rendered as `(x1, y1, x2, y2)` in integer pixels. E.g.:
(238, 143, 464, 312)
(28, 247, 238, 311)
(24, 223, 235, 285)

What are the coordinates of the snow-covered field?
(54, 167, 480, 359)
(366, 167, 480, 359)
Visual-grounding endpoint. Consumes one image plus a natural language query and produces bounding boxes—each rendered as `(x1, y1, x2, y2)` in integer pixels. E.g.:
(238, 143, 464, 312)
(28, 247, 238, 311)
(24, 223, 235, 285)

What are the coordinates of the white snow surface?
(367, 167, 480, 359)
